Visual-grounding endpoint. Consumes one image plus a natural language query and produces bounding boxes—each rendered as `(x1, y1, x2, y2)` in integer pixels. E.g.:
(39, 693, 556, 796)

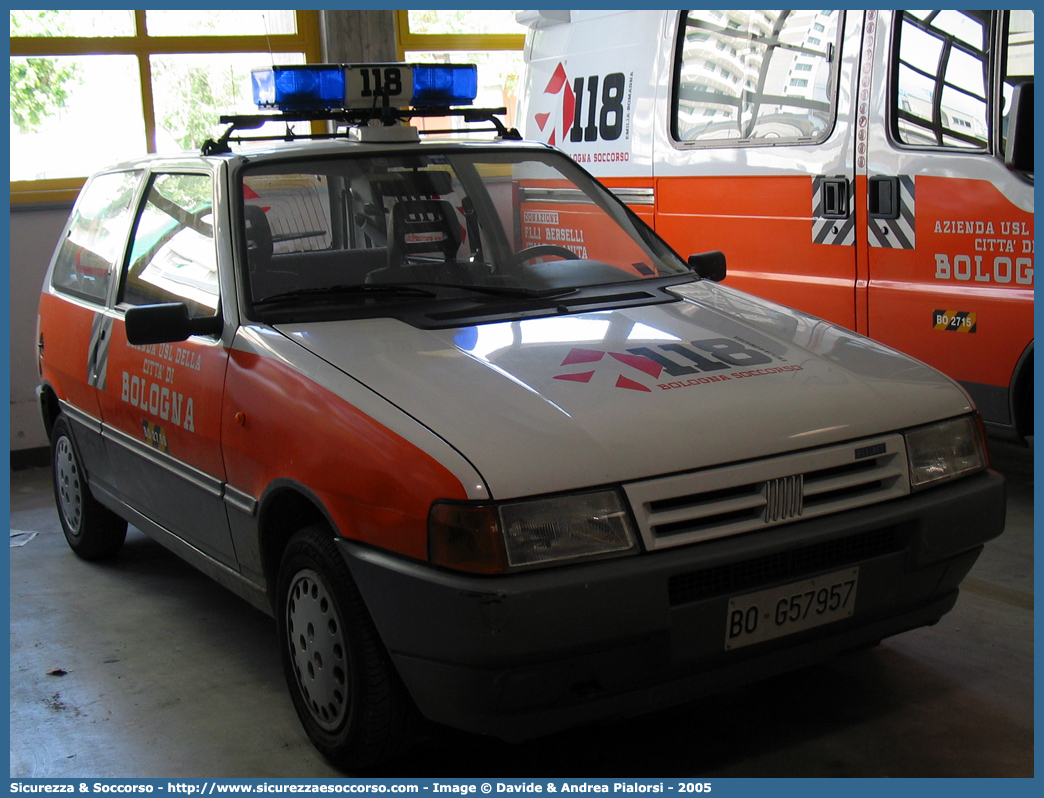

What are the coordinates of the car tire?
(51, 415, 128, 560)
(277, 523, 420, 769)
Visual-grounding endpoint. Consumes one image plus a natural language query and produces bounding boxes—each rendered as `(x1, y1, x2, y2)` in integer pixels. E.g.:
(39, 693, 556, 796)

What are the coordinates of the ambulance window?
(1000, 11, 1033, 171)
(893, 11, 990, 150)
(51, 170, 143, 305)
(121, 173, 220, 319)
(673, 10, 841, 146)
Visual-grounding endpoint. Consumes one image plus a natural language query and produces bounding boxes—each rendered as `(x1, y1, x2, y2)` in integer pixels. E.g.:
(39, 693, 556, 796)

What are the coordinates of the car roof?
(229, 135, 554, 162)
(96, 135, 555, 174)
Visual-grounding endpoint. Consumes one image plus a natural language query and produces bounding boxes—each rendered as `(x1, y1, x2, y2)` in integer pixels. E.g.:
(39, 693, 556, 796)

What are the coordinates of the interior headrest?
(388, 199, 461, 260)
(244, 204, 273, 264)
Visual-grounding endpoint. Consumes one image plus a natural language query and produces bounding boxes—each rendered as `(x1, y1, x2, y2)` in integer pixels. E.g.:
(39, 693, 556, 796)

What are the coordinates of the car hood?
(276, 282, 973, 499)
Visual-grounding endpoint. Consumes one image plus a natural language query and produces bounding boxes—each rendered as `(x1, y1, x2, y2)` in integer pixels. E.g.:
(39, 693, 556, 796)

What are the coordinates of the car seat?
(386, 199, 462, 273)
(244, 204, 274, 270)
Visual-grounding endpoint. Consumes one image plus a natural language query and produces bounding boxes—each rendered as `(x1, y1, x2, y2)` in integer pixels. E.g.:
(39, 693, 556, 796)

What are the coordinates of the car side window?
(51, 170, 143, 304)
(120, 172, 220, 319)
(672, 10, 842, 145)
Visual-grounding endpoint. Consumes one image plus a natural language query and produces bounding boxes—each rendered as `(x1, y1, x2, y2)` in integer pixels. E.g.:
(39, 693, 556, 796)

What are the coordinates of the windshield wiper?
(253, 281, 581, 309)
(406, 282, 579, 299)
(254, 283, 437, 306)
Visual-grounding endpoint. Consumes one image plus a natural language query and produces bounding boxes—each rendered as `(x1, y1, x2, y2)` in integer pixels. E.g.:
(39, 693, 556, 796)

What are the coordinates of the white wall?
(10, 205, 70, 453)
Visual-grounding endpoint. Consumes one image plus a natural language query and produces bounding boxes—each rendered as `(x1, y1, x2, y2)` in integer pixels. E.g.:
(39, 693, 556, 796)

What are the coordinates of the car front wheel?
(276, 523, 420, 769)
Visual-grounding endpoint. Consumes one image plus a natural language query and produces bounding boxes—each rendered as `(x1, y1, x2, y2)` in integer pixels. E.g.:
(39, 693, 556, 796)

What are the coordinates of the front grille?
(624, 433, 909, 551)
(765, 474, 803, 522)
(668, 526, 902, 606)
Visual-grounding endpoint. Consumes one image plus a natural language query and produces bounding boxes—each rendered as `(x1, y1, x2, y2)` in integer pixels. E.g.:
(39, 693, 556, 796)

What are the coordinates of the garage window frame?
(393, 10, 526, 130)
(394, 10, 525, 56)
(10, 10, 321, 205)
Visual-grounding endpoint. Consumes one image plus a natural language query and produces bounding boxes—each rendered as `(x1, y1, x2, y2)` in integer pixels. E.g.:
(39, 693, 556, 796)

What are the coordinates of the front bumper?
(339, 469, 1004, 740)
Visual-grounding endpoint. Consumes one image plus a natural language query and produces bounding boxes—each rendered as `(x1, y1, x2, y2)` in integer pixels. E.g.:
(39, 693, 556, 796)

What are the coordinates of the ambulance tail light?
(429, 490, 639, 574)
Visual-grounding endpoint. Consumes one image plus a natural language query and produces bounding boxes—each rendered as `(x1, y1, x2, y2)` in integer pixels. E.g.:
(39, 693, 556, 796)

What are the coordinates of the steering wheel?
(514, 244, 577, 264)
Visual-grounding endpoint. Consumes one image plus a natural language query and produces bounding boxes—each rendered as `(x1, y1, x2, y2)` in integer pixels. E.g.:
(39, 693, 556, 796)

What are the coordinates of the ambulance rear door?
(862, 10, 1034, 435)
(654, 10, 861, 329)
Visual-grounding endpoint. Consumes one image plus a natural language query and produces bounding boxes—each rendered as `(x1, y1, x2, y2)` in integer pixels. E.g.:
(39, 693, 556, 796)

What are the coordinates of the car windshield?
(239, 148, 691, 315)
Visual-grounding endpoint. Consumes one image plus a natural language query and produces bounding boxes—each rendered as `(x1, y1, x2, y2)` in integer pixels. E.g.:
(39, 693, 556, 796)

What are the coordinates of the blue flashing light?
(411, 64, 478, 107)
(251, 62, 479, 113)
(252, 65, 346, 110)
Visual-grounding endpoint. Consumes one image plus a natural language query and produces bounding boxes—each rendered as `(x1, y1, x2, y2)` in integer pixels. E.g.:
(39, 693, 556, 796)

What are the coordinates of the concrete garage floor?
(9, 441, 1033, 778)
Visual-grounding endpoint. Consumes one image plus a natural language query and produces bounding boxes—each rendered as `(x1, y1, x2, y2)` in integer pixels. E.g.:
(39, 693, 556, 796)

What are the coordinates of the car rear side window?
(50, 170, 143, 304)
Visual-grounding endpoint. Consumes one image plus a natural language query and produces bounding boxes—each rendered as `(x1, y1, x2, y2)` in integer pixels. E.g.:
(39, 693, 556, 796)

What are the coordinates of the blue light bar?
(411, 64, 478, 106)
(252, 65, 346, 110)
(251, 63, 478, 113)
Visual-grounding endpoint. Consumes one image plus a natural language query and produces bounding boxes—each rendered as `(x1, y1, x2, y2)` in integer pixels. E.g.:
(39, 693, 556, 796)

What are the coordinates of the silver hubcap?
(55, 436, 83, 535)
(287, 569, 348, 731)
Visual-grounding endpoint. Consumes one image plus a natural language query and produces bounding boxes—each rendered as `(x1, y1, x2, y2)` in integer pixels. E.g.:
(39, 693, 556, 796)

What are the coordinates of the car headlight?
(429, 489, 639, 573)
(904, 414, 988, 489)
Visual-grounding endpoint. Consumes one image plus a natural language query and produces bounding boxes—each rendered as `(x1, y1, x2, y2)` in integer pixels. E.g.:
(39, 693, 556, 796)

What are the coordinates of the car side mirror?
(688, 250, 726, 282)
(125, 303, 223, 345)
(1005, 81, 1033, 175)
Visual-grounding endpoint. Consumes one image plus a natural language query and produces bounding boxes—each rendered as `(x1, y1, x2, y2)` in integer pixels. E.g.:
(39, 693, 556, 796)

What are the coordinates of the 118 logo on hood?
(555, 337, 802, 392)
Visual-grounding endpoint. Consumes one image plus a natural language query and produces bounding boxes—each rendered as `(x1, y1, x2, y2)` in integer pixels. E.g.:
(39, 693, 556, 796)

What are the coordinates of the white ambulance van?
(38, 61, 1005, 768)
(518, 9, 1034, 440)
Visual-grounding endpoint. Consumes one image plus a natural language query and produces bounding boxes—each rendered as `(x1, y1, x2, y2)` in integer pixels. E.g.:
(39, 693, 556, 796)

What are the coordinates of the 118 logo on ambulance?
(533, 62, 629, 146)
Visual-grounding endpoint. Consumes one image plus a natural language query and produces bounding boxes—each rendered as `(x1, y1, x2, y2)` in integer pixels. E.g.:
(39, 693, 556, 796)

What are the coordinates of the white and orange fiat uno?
(36, 63, 1005, 768)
